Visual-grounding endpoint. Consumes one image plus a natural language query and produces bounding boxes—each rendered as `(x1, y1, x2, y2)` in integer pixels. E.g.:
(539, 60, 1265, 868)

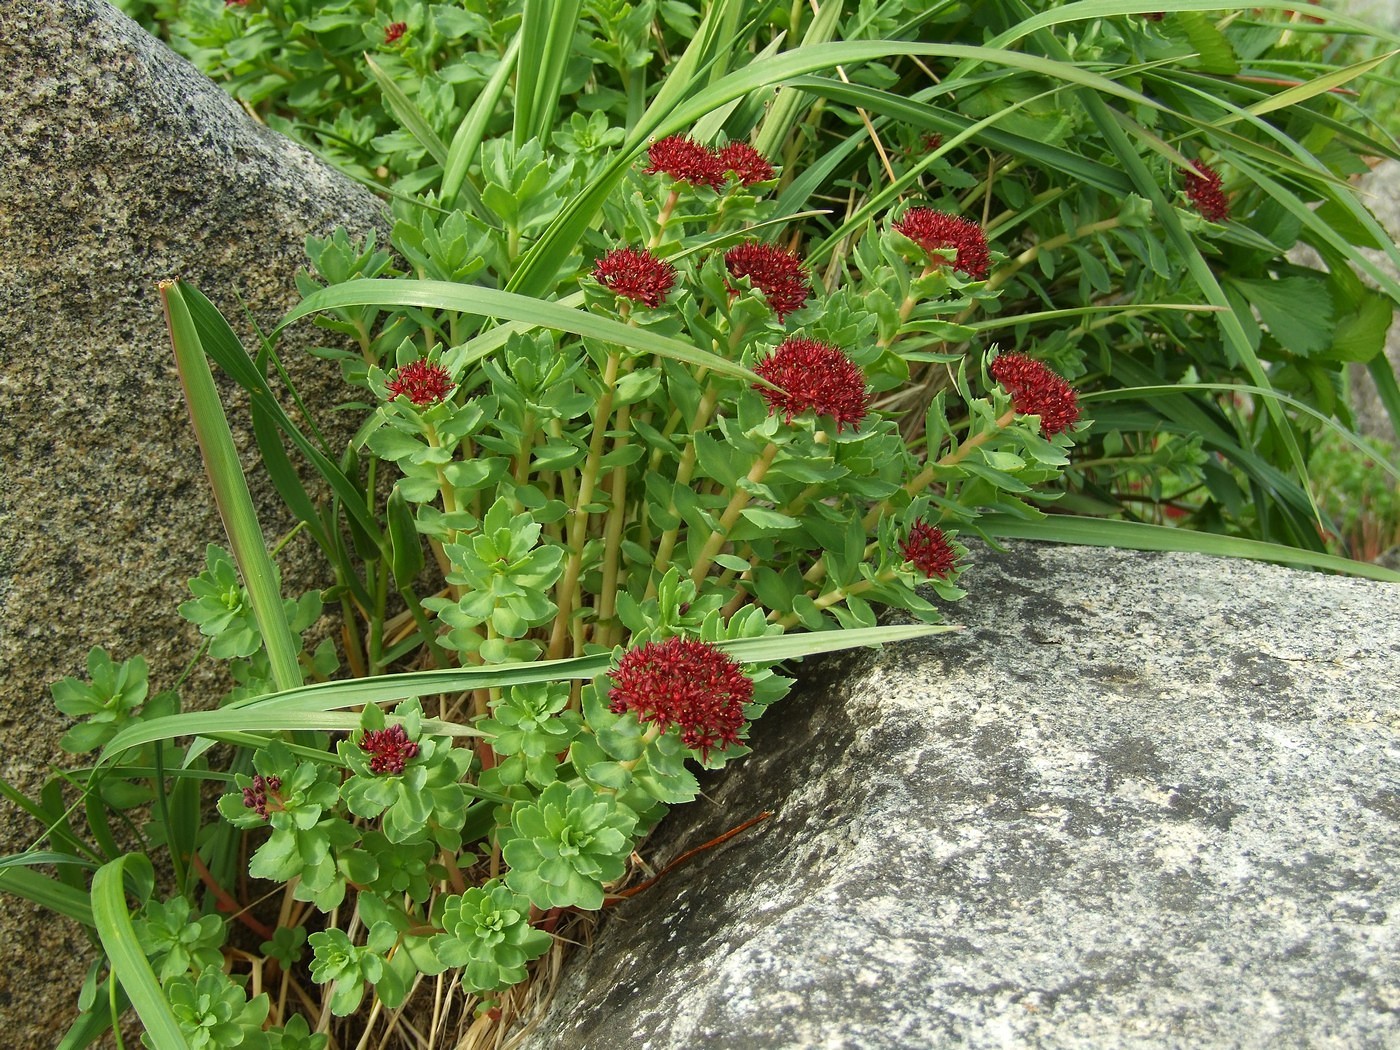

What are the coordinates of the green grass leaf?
(91, 855, 187, 1049)
(279, 280, 765, 381)
(0, 865, 96, 926)
(978, 515, 1400, 582)
(161, 282, 303, 694)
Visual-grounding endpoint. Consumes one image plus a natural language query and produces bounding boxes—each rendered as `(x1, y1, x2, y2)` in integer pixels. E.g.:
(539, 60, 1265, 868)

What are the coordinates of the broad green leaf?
(1329, 291, 1394, 364)
(1228, 277, 1334, 358)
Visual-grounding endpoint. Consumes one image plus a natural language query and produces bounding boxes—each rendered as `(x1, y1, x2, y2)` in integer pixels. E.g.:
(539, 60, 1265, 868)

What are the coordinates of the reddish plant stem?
(604, 810, 773, 904)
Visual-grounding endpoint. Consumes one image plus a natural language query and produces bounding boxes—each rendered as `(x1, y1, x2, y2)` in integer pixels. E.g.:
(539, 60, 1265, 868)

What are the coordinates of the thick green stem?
(549, 352, 622, 659)
(982, 215, 1122, 296)
(646, 384, 723, 596)
(689, 443, 779, 587)
(772, 568, 895, 629)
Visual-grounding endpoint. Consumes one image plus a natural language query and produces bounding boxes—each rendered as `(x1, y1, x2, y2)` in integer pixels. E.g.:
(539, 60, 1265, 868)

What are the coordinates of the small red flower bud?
(241, 775, 281, 819)
(1183, 160, 1229, 223)
(989, 353, 1081, 437)
(386, 360, 454, 406)
(384, 22, 407, 44)
(920, 132, 943, 152)
(723, 243, 811, 322)
(359, 724, 419, 775)
(900, 521, 957, 579)
(753, 338, 869, 432)
(608, 637, 753, 760)
(892, 207, 990, 280)
(643, 135, 726, 190)
(592, 247, 677, 308)
(718, 142, 775, 186)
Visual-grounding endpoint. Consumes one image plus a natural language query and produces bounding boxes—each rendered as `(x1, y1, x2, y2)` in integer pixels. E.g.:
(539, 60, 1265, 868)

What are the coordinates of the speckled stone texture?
(520, 544, 1400, 1050)
(0, 2, 387, 1043)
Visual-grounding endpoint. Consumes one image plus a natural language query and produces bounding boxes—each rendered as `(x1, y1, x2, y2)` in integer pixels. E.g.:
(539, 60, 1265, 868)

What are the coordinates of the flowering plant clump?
(26, 3, 1400, 1048)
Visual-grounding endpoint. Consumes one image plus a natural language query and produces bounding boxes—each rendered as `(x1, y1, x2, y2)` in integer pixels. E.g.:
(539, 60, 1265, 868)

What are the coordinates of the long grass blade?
(364, 54, 448, 165)
(279, 280, 767, 380)
(443, 34, 520, 210)
(178, 283, 385, 550)
(978, 514, 1400, 582)
(102, 623, 956, 758)
(162, 283, 304, 693)
(0, 865, 96, 926)
(91, 856, 187, 1049)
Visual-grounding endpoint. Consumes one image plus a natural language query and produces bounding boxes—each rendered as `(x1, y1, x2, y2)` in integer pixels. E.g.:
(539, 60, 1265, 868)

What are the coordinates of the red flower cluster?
(645, 135, 728, 190)
(901, 521, 957, 579)
(719, 142, 775, 186)
(386, 360, 455, 406)
(360, 724, 419, 775)
(384, 21, 407, 43)
(609, 637, 753, 760)
(920, 131, 944, 152)
(645, 137, 777, 191)
(593, 247, 677, 308)
(724, 243, 811, 321)
(753, 338, 869, 432)
(1183, 160, 1229, 223)
(892, 208, 990, 280)
(989, 353, 1080, 436)
(241, 774, 281, 819)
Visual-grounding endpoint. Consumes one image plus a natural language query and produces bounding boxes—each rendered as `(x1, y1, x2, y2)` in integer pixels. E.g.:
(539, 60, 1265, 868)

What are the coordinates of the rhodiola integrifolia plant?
(51, 134, 1082, 1043)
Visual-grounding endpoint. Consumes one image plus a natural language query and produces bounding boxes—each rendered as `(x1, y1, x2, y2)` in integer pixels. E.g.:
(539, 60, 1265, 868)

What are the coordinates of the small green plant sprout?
(153, 969, 272, 1050)
(432, 880, 554, 993)
(51, 647, 164, 753)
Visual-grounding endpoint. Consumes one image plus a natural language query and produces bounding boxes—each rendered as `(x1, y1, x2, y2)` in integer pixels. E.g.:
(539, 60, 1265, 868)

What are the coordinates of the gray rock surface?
(0, 2, 387, 1043)
(520, 543, 1400, 1050)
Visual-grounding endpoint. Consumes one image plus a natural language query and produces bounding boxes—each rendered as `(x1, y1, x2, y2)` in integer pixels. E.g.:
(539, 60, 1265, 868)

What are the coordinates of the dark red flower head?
(920, 131, 944, 152)
(592, 247, 677, 308)
(1183, 160, 1229, 223)
(723, 243, 811, 321)
(384, 21, 407, 43)
(753, 338, 869, 432)
(989, 353, 1080, 436)
(241, 774, 281, 820)
(900, 521, 957, 579)
(608, 637, 753, 760)
(644, 135, 726, 190)
(360, 724, 419, 775)
(893, 207, 990, 280)
(386, 360, 454, 406)
(718, 142, 775, 186)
